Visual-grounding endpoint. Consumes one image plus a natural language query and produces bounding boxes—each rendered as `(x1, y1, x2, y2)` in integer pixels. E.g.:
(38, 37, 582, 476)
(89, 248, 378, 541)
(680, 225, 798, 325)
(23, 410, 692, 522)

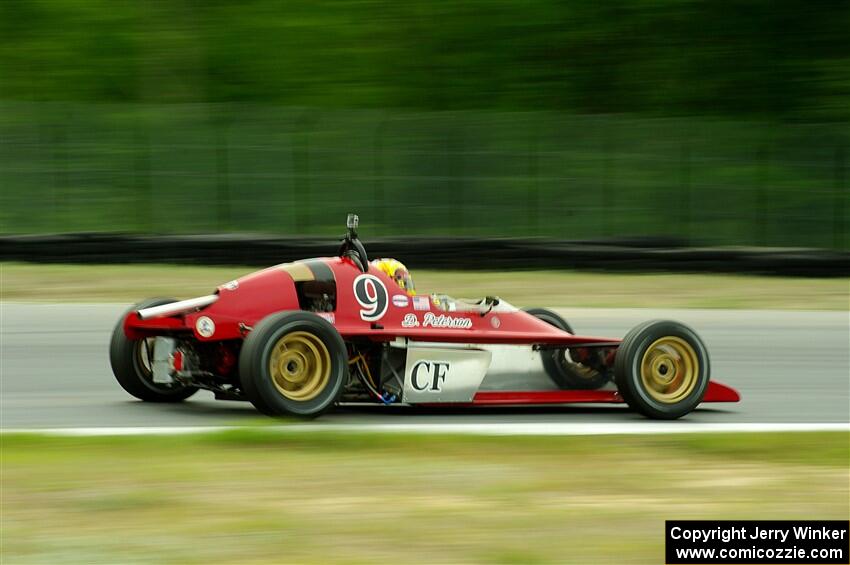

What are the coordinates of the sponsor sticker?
(392, 294, 409, 308)
(316, 312, 335, 323)
(195, 316, 215, 338)
(490, 315, 501, 329)
(412, 295, 430, 311)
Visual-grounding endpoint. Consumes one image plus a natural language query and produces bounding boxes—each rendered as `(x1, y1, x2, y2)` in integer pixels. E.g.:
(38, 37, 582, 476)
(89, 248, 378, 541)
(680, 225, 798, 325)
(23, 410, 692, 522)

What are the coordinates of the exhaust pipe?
(137, 295, 219, 320)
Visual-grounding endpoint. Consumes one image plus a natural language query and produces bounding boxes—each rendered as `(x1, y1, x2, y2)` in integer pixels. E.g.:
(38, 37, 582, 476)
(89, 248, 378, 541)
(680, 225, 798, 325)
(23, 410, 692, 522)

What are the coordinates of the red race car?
(110, 215, 739, 419)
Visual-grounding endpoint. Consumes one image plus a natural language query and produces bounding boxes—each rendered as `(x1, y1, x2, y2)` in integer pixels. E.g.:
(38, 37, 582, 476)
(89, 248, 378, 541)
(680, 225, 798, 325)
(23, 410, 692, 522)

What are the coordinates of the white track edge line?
(1, 423, 848, 437)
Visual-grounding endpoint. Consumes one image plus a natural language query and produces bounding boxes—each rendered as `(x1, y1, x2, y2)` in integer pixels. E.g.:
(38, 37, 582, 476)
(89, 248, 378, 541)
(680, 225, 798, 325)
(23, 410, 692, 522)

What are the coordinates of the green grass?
(2, 431, 848, 564)
(2, 262, 848, 309)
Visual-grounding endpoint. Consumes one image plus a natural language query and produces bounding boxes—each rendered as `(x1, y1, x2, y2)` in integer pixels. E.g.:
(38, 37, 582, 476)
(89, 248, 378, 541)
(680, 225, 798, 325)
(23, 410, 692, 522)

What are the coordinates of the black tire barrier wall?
(1, 234, 848, 277)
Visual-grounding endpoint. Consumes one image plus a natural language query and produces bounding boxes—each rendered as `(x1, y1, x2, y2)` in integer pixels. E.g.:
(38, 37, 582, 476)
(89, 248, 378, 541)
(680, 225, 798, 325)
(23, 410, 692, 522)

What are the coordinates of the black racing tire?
(525, 308, 610, 390)
(239, 311, 348, 418)
(109, 298, 199, 402)
(614, 320, 710, 419)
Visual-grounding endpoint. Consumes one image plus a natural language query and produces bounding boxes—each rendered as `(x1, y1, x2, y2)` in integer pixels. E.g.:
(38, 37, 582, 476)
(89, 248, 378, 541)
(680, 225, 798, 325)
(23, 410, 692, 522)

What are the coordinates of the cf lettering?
(431, 362, 449, 391)
(411, 361, 450, 392)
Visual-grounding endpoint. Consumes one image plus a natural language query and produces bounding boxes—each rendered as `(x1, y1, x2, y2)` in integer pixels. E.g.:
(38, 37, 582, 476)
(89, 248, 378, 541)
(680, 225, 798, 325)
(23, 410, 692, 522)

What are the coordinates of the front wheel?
(109, 298, 198, 402)
(239, 311, 348, 418)
(614, 320, 710, 419)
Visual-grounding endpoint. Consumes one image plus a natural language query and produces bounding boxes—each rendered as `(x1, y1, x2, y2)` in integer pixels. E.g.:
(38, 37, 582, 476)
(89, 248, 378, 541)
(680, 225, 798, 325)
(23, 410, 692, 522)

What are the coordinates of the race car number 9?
(353, 274, 388, 322)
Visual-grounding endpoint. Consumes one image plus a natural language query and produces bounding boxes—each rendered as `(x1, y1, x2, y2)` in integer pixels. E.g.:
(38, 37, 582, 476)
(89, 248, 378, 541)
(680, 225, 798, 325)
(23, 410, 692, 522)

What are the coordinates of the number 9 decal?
(353, 274, 388, 322)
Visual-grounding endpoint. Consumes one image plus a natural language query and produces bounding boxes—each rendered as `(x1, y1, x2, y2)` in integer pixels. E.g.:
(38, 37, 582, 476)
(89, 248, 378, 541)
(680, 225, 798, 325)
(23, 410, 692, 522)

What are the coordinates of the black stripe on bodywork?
(302, 259, 335, 283)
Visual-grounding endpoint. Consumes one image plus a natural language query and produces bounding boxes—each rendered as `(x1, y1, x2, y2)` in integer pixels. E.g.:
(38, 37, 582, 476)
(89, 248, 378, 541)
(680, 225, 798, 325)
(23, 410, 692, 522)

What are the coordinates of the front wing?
(447, 381, 740, 406)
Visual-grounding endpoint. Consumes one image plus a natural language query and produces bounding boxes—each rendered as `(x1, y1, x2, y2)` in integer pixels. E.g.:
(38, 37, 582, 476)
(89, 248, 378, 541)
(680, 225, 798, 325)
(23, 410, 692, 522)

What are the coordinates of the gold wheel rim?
(640, 336, 698, 404)
(268, 331, 331, 401)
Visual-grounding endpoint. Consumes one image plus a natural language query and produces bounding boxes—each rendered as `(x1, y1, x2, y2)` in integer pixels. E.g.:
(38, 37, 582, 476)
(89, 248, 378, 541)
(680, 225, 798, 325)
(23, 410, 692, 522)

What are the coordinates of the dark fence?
(1, 103, 848, 250)
(3, 234, 847, 277)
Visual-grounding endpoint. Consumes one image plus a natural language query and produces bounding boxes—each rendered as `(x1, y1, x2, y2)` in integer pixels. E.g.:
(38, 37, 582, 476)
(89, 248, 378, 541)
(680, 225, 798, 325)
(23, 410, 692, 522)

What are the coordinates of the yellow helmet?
(371, 258, 416, 295)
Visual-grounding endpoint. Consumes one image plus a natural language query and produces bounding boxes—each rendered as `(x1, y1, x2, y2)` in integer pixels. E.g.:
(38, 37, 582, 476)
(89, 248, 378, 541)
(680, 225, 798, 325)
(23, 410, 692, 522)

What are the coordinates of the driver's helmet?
(371, 258, 415, 295)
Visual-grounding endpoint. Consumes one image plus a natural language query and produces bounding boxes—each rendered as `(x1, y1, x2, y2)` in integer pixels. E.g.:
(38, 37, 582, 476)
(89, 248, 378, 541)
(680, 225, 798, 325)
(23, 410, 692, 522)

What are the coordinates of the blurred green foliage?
(2, 0, 849, 118)
(0, 0, 848, 247)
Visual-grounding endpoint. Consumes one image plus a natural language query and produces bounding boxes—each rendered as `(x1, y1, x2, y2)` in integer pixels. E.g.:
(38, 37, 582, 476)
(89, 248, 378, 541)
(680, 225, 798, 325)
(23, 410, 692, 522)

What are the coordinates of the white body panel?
(400, 344, 492, 403)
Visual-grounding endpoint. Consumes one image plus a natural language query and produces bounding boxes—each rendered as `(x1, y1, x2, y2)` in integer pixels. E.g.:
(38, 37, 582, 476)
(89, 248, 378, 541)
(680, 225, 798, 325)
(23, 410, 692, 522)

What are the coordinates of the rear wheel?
(525, 308, 609, 390)
(109, 298, 198, 402)
(239, 311, 348, 418)
(614, 320, 710, 419)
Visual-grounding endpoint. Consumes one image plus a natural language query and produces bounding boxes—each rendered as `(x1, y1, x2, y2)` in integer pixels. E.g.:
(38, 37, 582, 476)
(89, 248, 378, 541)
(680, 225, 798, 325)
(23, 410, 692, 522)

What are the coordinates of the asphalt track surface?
(1, 303, 848, 429)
